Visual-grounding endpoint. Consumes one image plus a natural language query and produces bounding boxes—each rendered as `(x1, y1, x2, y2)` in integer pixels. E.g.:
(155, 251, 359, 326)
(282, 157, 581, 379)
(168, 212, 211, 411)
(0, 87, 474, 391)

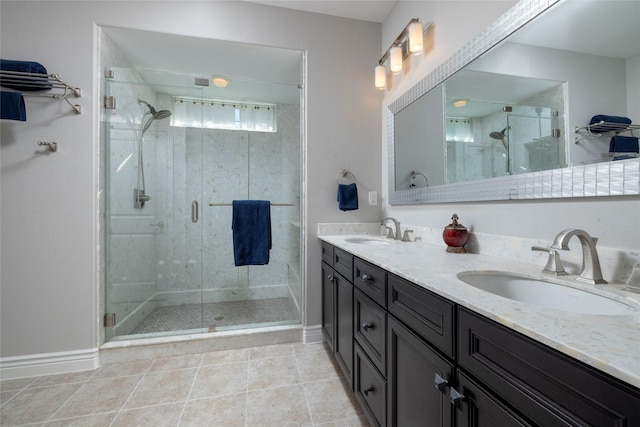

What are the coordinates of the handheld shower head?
(490, 127, 509, 140)
(138, 99, 171, 135)
(490, 127, 509, 151)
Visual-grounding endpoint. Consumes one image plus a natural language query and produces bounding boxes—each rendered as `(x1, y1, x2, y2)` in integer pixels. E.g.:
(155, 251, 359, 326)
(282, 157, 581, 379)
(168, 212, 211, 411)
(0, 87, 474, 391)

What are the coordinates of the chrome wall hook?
(38, 141, 58, 152)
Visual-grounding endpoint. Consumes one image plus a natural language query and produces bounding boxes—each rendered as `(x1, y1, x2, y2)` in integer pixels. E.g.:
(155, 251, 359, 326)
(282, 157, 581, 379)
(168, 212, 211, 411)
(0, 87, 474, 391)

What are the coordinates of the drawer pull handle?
(434, 373, 448, 394)
(363, 386, 374, 396)
(449, 387, 465, 406)
(362, 322, 374, 331)
(359, 274, 373, 283)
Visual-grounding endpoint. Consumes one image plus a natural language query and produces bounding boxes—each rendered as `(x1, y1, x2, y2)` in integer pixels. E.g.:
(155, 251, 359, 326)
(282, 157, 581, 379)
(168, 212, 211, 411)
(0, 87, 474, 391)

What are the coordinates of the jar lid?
(445, 213, 467, 230)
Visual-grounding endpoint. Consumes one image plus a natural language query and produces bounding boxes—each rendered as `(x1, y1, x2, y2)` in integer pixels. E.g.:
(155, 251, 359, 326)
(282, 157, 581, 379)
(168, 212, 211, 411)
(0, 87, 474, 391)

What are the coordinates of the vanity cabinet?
(320, 241, 640, 427)
(457, 307, 640, 426)
(321, 241, 354, 387)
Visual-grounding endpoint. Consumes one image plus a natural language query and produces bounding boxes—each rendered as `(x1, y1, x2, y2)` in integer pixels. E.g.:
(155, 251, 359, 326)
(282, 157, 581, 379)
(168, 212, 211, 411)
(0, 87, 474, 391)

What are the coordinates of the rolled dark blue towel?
(609, 135, 639, 153)
(0, 59, 52, 92)
(1, 91, 26, 121)
(589, 115, 632, 133)
(337, 183, 358, 211)
(232, 200, 271, 266)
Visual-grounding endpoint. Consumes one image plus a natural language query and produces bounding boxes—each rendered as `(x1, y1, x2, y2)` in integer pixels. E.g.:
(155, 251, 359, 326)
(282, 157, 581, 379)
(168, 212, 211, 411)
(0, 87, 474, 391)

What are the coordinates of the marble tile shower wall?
(166, 104, 301, 310)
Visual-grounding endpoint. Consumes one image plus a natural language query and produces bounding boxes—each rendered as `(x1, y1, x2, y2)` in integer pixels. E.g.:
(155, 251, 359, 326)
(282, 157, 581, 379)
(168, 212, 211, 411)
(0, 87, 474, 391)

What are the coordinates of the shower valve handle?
(191, 201, 199, 223)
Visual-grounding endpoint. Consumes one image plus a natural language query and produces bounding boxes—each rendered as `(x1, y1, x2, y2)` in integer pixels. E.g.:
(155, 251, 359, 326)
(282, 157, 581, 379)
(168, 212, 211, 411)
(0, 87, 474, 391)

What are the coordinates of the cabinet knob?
(359, 273, 373, 283)
(449, 387, 465, 406)
(434, 373, 448, 394)
(362, 322, 374, 331)
(327, 275, 335, 282)
(363, 386, 374, 396)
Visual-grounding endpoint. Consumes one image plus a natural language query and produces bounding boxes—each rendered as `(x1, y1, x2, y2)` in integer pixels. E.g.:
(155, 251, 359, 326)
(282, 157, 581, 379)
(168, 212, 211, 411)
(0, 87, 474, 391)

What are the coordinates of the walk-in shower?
(135, 99, 171, 210)
(101, 31, 303, 344)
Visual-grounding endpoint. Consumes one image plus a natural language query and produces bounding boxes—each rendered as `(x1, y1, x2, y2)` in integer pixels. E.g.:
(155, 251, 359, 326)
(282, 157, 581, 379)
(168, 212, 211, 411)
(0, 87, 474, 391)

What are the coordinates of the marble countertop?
(319, 234, 640, 389)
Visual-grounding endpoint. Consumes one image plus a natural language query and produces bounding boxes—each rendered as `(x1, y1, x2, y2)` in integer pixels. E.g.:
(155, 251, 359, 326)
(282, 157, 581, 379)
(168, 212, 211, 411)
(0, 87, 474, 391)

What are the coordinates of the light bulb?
(389, 46, 403, 74)
(375, 65, 387, 90)
(408, 22, 423, 56)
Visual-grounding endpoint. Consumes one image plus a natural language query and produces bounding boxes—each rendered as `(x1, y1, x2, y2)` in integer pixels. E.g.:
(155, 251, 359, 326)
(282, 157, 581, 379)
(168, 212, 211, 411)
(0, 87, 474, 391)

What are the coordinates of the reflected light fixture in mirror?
(212, 76, 230, 87)
(374, 18, 424, 90)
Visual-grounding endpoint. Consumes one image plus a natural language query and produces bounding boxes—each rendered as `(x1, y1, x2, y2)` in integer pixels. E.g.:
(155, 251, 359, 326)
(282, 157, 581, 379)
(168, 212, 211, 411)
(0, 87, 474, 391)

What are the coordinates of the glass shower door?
(104, 69, 206, 340)
(507, 110, 561, 175)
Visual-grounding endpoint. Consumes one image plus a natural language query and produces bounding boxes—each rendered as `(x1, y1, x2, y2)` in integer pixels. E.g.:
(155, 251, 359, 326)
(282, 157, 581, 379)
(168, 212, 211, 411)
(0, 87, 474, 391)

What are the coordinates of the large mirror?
(389, 0, 640, 204)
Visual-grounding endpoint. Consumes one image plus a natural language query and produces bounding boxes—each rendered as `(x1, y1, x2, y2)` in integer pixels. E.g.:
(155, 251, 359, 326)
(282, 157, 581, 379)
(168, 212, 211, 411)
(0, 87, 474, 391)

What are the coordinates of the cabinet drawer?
(388, 274, 455, 358)
(321, 241, 334, 266)
(458, 307, 640, 427)
(354, 288, 387, 376)
(355, 342, 387, 427)
(354, 258, 387, 307)
(334, 247, 353, 280)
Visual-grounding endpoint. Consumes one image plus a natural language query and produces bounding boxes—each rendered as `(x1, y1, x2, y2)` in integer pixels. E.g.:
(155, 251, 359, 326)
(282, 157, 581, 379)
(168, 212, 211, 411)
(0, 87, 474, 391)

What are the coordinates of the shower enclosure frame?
(98, 30, 306, 346)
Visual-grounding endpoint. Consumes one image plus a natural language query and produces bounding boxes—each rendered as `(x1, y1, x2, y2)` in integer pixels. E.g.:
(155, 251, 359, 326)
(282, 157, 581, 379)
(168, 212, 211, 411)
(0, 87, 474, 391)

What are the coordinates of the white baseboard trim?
(0, 348, 99, 380)
(303, 324, 323, 344)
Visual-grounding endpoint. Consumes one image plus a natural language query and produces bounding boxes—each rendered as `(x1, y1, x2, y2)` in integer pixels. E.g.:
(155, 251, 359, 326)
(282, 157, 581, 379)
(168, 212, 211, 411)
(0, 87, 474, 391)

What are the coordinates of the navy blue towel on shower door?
(232, 200, 272, 266)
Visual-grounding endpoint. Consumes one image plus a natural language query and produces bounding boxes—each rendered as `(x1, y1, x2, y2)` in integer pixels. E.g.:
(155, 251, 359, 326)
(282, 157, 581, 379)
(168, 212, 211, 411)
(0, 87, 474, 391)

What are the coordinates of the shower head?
(490, 127, 509, 140)
(138, 98, 171, 135)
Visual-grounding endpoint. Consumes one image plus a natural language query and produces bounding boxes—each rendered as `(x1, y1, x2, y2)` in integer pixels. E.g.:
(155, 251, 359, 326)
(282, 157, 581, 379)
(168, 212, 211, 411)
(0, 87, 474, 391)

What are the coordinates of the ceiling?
(245, 0, 397, 23)
(103, 26, 304, 104)
(103, 1, 397, 104)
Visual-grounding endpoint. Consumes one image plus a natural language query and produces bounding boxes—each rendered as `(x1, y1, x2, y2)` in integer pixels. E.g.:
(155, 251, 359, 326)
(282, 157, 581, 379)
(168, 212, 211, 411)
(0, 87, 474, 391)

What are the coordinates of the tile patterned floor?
(0, 343, 370, 427)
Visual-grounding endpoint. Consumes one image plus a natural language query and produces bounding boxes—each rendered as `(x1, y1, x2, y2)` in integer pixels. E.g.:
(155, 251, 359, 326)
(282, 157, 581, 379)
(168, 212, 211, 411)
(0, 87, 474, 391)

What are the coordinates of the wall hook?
(38, 141, 58, 152)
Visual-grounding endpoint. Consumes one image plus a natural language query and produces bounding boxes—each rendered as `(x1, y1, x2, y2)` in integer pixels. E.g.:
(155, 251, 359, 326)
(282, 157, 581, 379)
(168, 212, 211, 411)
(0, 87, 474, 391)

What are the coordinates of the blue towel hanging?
(1, 91, 26, 121)
(337, 183, 359, 211)
(609, 135, 639, 153)
(232, 200, 272, 266)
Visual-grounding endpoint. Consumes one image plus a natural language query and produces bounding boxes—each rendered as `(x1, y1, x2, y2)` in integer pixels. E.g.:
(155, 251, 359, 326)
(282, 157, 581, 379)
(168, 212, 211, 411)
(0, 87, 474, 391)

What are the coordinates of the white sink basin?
(344, 237, 392, 246)
(457, 270, 639, 315)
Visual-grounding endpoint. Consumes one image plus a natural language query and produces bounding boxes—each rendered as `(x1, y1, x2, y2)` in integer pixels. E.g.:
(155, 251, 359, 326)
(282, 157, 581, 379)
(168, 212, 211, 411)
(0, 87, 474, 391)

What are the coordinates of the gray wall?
(0, 1, 381, 362)
(381, 1, 640, 251)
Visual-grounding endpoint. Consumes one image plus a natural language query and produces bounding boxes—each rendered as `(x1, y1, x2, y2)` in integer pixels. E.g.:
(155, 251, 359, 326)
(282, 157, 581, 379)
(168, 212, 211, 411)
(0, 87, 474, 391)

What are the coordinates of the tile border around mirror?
(388, 0, 640, 204)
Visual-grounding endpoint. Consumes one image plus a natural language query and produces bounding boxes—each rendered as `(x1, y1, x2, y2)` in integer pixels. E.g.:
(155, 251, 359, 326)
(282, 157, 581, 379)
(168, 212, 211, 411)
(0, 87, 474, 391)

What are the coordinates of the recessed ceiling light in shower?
(212, 76, 230, 88)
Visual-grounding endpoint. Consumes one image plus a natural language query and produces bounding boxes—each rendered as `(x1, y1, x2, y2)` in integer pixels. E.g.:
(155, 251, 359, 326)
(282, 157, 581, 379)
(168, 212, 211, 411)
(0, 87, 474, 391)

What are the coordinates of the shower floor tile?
(130, 297, 296, 335)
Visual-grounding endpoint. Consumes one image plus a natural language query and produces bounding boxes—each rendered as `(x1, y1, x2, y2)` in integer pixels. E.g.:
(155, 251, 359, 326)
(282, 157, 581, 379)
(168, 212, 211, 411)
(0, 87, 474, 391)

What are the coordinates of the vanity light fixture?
(375, 18, 424, 90)
(452, 99, 468, 108)
(212, 76, 230, 88)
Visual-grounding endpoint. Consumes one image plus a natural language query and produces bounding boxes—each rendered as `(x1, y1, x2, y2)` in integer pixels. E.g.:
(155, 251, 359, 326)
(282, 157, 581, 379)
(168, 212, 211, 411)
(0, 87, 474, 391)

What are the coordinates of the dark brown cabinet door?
(335, 272, 354, 388)
(387, 315, 454, 427)
(321, 261, 335, 351)
(455, 370, 533, 427)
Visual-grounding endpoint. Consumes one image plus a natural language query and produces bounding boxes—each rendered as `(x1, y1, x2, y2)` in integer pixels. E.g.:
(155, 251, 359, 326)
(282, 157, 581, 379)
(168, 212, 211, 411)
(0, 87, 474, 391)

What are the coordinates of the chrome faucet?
(549, 229, 607, 285)
(381, 217, 402, 240)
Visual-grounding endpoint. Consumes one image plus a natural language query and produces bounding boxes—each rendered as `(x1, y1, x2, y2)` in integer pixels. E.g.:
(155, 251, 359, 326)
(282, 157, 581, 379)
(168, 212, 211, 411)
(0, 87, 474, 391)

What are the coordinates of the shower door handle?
(191, 201, 199, 223)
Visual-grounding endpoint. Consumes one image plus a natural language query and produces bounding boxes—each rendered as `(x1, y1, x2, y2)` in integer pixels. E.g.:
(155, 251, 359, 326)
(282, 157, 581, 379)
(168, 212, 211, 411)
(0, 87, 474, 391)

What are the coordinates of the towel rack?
(0, 70, 82, 114)
(208, 202, 295, 206)
(574, 121, 639, 143)
(336, 169, 357, 184)
(409, 170, 428, 187)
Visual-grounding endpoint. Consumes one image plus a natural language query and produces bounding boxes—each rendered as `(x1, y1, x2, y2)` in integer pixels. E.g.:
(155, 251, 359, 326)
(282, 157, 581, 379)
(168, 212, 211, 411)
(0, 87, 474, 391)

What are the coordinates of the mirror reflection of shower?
(134, 98, 171, 210)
